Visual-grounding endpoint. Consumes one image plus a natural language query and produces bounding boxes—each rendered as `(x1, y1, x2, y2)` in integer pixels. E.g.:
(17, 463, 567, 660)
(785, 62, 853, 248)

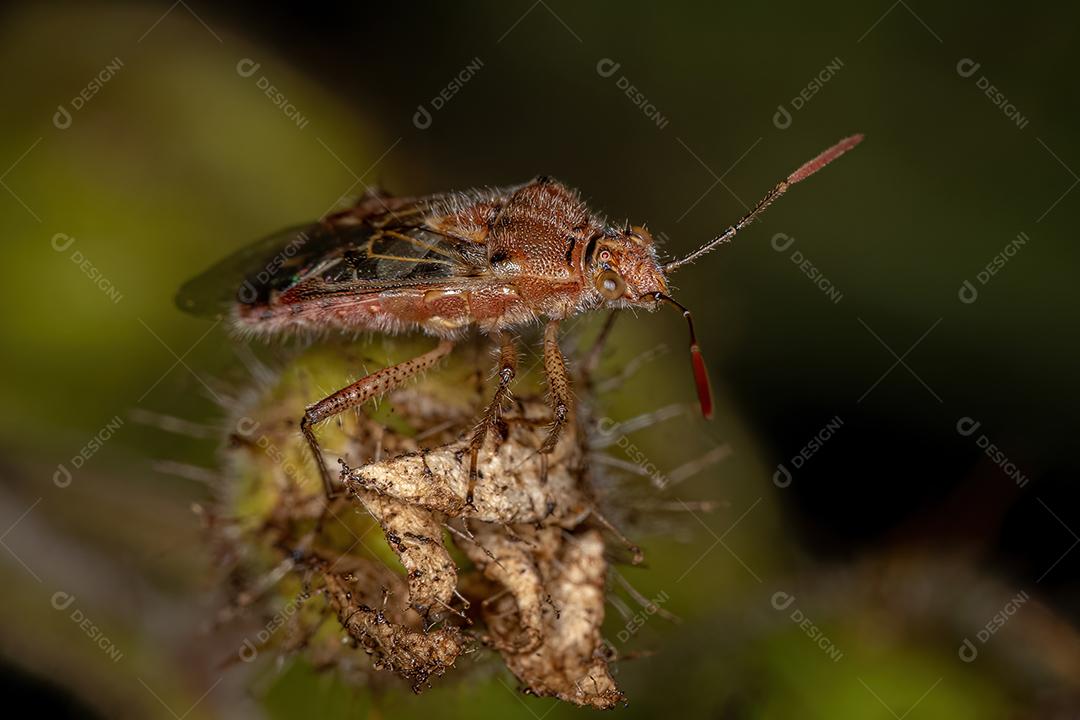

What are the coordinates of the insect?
(178, 134, 863, 501)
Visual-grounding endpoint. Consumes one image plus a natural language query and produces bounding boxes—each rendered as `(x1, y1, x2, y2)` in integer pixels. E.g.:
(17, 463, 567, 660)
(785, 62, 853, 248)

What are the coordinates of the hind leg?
(301, 339, 454, 498)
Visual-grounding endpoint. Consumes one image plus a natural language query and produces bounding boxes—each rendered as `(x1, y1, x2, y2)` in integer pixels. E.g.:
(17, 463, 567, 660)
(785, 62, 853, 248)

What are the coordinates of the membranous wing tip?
(175, 199, 477, 320)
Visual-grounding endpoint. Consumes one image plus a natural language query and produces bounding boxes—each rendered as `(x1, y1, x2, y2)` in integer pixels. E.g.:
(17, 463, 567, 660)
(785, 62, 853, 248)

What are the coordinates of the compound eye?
(595, 269, 626, 300)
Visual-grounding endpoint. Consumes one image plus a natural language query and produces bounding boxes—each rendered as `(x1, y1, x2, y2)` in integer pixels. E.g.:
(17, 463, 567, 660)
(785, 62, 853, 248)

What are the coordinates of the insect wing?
(363, 225, 462, 280)
(175, 223, 322, 317)
(176, 202, 480, 318)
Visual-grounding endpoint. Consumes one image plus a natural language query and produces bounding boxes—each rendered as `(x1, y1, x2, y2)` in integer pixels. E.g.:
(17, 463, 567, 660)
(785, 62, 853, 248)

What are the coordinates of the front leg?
(301, 339, 454, 498)
(540, 319, 573, 455)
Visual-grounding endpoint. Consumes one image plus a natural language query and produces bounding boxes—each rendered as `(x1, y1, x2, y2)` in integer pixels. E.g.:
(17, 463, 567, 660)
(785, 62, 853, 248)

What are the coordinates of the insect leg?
(581, 310, 619, 387)
(467, 332, 518, 507)
(540, 319, 573, 456)
(301, 339, 455, 498)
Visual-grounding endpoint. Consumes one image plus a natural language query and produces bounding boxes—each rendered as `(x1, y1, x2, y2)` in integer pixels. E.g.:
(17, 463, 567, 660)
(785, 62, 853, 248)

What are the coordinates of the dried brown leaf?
(323, 571, 467, 691)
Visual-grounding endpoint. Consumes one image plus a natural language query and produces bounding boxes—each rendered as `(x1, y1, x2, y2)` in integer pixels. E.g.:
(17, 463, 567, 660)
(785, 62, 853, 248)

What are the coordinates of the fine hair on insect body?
(177, 134, 863, 501)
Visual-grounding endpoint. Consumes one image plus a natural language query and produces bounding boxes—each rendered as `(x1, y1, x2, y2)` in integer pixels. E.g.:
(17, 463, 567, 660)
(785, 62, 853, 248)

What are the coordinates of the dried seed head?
(467, 524, 623, 709)
(344, 397, 591, 526)
(323, 570, 467, 690)
(201, 331, 728, 708)
(210, 337, 636, 706)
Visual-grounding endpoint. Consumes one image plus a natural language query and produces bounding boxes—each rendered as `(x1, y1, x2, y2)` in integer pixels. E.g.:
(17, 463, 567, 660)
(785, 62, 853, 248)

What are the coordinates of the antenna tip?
(789, 133, 865, 184)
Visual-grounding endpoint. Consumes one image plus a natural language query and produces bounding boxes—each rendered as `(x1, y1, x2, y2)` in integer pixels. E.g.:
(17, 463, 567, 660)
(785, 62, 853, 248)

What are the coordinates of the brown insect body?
(214, 178, 668, 340)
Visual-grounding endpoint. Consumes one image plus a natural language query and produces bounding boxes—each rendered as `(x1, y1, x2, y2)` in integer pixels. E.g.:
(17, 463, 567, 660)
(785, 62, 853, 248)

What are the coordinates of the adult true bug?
(178, 134, 863, 501)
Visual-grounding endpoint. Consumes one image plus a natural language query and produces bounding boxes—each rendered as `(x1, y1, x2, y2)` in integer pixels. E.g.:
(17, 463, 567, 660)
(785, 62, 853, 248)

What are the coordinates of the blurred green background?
(2, 1, 1078, 718)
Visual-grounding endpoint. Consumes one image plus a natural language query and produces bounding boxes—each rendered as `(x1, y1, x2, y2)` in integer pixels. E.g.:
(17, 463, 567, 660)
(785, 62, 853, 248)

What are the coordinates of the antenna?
(664, 134, 864, 273)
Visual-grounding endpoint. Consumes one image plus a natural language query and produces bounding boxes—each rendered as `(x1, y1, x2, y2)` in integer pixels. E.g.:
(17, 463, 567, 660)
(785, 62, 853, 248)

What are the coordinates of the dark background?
(2, 2, 1078, 717)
